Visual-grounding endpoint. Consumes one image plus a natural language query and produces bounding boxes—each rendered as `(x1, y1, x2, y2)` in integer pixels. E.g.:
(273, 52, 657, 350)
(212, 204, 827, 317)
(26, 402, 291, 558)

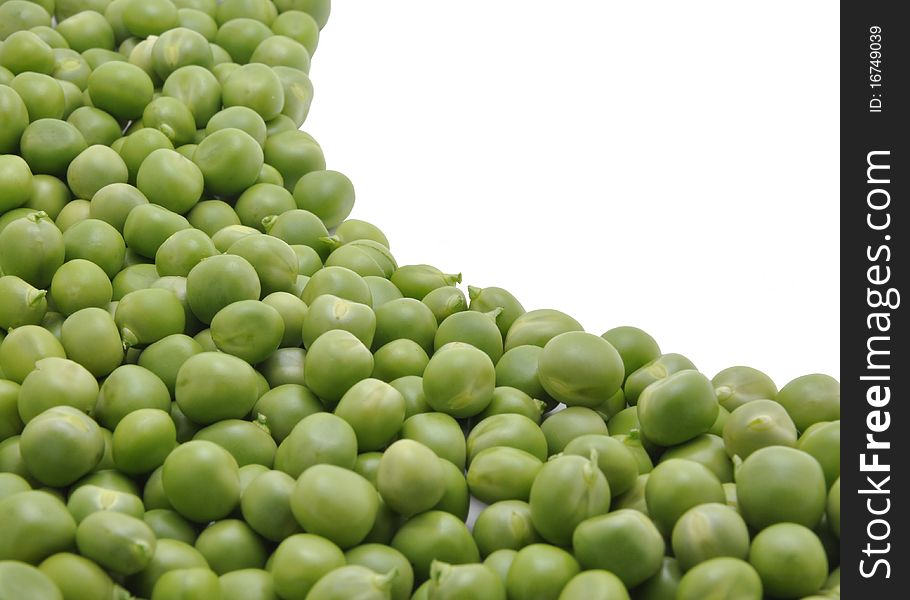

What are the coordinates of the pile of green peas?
(0, 1, 841, 599)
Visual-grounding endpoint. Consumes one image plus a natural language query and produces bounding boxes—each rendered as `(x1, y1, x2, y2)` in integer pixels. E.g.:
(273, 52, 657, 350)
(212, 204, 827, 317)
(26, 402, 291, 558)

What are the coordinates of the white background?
(305, 1, 840, 386)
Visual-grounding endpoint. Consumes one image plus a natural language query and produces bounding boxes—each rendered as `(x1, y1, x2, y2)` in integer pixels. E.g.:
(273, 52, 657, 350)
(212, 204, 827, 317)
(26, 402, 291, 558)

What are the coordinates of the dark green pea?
(660, 433, 732, 483)
(540, 407, 608, 456)
(194, 127, 264, 197)
(572, 509, 664, 588)
(25, 175, 70, 220)
(467, 447, 541, 504)
(114, 287, 185, 348)
(400, 412, 465, 469)
(389, 264, 459, 300)
(372, 297, 436, 354)
(268, 534, 345, 600)
(240, 469, 300, 542)
(634, 557, 682, 600)
(215, 17, 272, 63)
(194, 419, 276, 468)
(302, 294, 375, 348)
(212, 224, 259, 252)
(0, 211, 63, 289)
(422, 285, 467, 323)
(735, 445, 827, 530)
(0, 325, 65, 384)
(638, 369, 718, 446)
(422, 342, 495, 418)
(207, 105, 268, 146)
(186, 199, 241, 237)
(564, 434, 638, 496)
(39, 551, 119, 600)
(712, 365, 778, 411)
(777, 373, 840, 433)
(390, 375, 430, 419)
(645, 458, 725, 535)
(467, 285, 525, 339)
(676, 558, 762, 600)
(60, 308, 124, 378)
(559, 571, 629, 600)
(175, 352, 260, 424)
(722, 398, 797, 460)
(125, 538, 208, 598)
(263, 129, 325, 192)
(20, 119, 86, 177)
(372, 339, 429, 382)
(151, 567, 220, 600)
(473, 500, 540, 558)
(748, 523, 827, 598)
(671, 503, 750, 571)
(186, 254, 261, 323)
(0, 490, 75, 563)
(0, 275, 47, 329)
(94, 364, 170, 431)
(529, 453, 611, 546)
(273, 413, 357, 478)
(20, 406, 104, 487)
(1, 30, 54, 75)
(193, 519, 266, 574)
(161, 440, 240, 523)
(257, 347, 306, 388)
(388, 510, 478, 583)
(56, 10, 115, 52)
(144, 509, 197, 545)
(262, 208, 331, 259)
(162, 65, 222, 128)
(334, 378, 405, 452)
(376, 438, 445, 516)
(467, 413, 548, 463)
(17, 357, 98, 422)
(476, 386, 545, 424)
(252, 384, 322, 443)
(502, 308, 583, 352)
(623, 353, 697, 406)
(66, 484, 145, 524)
(506, 544, 579, 600)
(290, 464, 378, 549)
(483, 549, 516, 586)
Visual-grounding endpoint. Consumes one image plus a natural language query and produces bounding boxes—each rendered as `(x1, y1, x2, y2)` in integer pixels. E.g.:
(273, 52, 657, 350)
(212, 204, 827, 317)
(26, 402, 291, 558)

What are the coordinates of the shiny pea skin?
(303, 329, 374, 406)
(0, 324, 66, 384)
(151, 567, 220, 600)
(269, 534, 345, 600)
(671, 503, 750, 571)
(558, 570, 629, 600)
(428, 561, 505, 600)
(334, 378, 406, 452)
(638, 369, 719, 446)
(529, 454, 611, 546)
(400, 411, 465, 469)
(472, 500, 541, 557)
(391, 510, 480, 581)
(76, 510, 157, 575)
(0, 275, 48, 329)
(467, 447, 542, 504)
(572, 509, 664, 588)
(623, 353, 696, 406)
(273, 413, 357, 478)
(240, 469, 301, 542)
(161, 440, 241, 523)
(185, 254, 262, 324)
(291, 464, 378, 548)
(467, 413, 548, 464)
(210, 300, 285, 364)
(422, 342, 495, 418)
(564, 434, 639, 496)
(60, 308, 124, 378)
(345, 544, 414, 600)
(676, 557, 763, 600)
(422, 285, 467, 323)
(195, 519, 267, 574)
(601, 325, 661, 381)
(39, 552, 117, 600)
(194, 419, 277, 467)
(722, 398, 798, 459)
(476, 386, 546, 424)
(0, 211, 64, 289)
(776, 373, 840, 432)
(505, 544, 579, 600)
(20, 406, 104, 487)
(0, 561, 62, 600)
(252, 384, 322, 443)
(711, 365, 778, 411)
(377, 439, 445, 517)
(0, 490, 76, 564)
(645, 459, 725, 535)
(219, 569, 276, 600)
(540, 406, 609, 456)
(17, 357, 98, 423)
(661, 433, 733, 483)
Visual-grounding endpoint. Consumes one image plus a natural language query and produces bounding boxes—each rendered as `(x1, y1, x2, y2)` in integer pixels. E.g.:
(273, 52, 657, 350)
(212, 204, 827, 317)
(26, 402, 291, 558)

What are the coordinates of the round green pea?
(676, 558, 762, 600)
(540, 406, 608, 456)
(334, 378, 406, 452)
(291, 464, 378, 549)
(467, 447, 541, 504)
(194, 419, 277, 467)
(186, 200, 241, 237)
(111, 408, 176, 475)
(94, 364, 170, 429)
(572, 509, 664, 588)
(529, 454, 611, 546)
(422, 285, 467, 323)
(422, 342, 495, 418)
(273, 413, 357, 478)
(0, 86, 29, 155)
(0, 211, 64, 289)
(467, 413, 548, 463)
(712, 365, 778, 411)
(0, 325, 65, 384)
(434, 309, 503, 363)
(0, 275, 47, 330)
(345, 544, 413, 600)
(503, 308, 582, 352)
(776, 373, 840, 432)
(1, 30, 54, 75)
(151, 567, 220, 600)
(76, 510, 156, 575)
(467, 285, 525, 339)
(624, 353, 697, 406)
(186, 254, 261, 323)
(19, 119, 86, 177)
(210, 300, 284, 363)
(472, 500, 540, 558)
(60, 307, 124, 378)
(391, 510, 479, 581)
(194, 520, 267, 574)
(558, 570, 629, 600)
(377, 439, 445, 516)
(193, 127, 263, 197)
(20, 406, 104, 487)
(645, 458, 725, 535)
(66, 484, 145, 524)
(136, 148, 204, 215)
(56, 10, 115, 53)
(495, 345, 554, 407)
(17, 357, 98, 423)
(722, 398, 798, 459)
(671, 503, 750, 571)
(161, 440, 240, 523)
(240, 469, 300, 542)
(162, 65, 222, 128)
(175, 352, 260, 424)
(304, 329, 374, 406)
(661, 433, 733, 483)
(638, 369, 718, 446)
(400, 411, 465, 469)
(505, 544, 579, 600)
(215, 18, 273, 64)
(372, 339, 429, 381)
(262, 129, 325, 192)
(748, 523, 827, 598)
(269, 534, 345, 600)
(537, 331, 624, 408)
(271, 9, 320, 54)
(39, 552, 118, 600)
(564, 433, 639, 496)
(0, 490, 76, 564)
(302, 293, 375, 348)
(0, 561, 62, 599)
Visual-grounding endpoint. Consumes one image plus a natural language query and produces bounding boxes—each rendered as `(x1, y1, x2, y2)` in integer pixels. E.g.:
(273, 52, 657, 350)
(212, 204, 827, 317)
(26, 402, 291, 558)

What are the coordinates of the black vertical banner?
(841, 1, 907, 596)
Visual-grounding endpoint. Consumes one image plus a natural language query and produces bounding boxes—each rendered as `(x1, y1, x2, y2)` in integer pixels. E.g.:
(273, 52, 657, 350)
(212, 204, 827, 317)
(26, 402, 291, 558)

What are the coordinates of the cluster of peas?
(0, 1, 842, 599)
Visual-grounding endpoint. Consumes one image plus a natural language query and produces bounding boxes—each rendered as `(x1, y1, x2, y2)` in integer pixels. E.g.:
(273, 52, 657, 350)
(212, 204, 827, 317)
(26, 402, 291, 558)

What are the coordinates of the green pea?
(708, 404, 729, 436)
(659, 433, 731, 483)
(134, 148, 204, 215)
(20, 405, 104, 487)
(212, 223, 259, 252)
(325, 240, 397, 279)
(175, 351, 260, 424)
(240, 469, 300, 542)
(251, 34, 311, 71)
(529, 453, 610, 546)
(506, 544, 579, 600)
(302, 294, 374, 349)
(153, 230, 216, 279)
(0, 324, 65, 384)
(0, 490, 75, 563)
(712, 365, 778, 411)
(185, 254, 262, 323)
(559, 570, 629, 600)
(151, 567, 220, 600)
(0, 382, 24, 442)
(48, 260, 109, 319)
(19, 119, 85, 177)
(303, 329, 374, 406)
(638, 369, 718, 446)
(193, 127, 264, 197)
(263, 208, 331, 259)
(494, 345, 551, 405)
(274, 413, 357, 478)
(634, 557, 682, 600)
(87, 183, 148, 235)
(210, 300, 284, 363)
(186, 199, 240, 237)
(66, 484, 145, 524)
(540, 406, 608, 456)
(263, 129, 325, 192)
(39, 552, 117, 600)
(141, 97, 196, 147)
(0, 275, 47, 329)
(571, 509, 663, 588)
(749, 523, 827, 598)
(61, 219, 125, 281)
(113, 287, 185, 349)
(397, 412, 462, 469)
(467, 447, 541, 504)
(424, 561, 503, 600)
(252, 384, 322, 443)
(431, 458, 469, 521)
(0, 86, 29, 155)
(476, 386, 545, 424)
(386, 264, 456, 300)
(645, 458, 725, 535)
(207, 106, 268, 147)
(289, 464, 378, 549)
(86, 60, 153, 120)
(564, 434, 639, 496)
(0, 436, 33, 482)
(161, 439, 240, 523)
(735, 445, 827, 530)
(111, 264, 159, 300)
(433, 310, 502, 363)
(121, 0, 179, 37)
(258, 293, 305, 349)
(193, 519, 267, 574)
(219, 569, 276, 600)
(271, 64, 313, 127)
(390, 510, 479, 582)
(0, 561, 61, 599)
(465, 286, 523, 338)
(676, 558, 762, 600)
(57, 10, 115, 53)
(502, 308, 582, 352)
(598, 327, 662, 382)
(422, 285, 467, 323)
(125, 538, 208, 598)
(173, 0, 217, 17)
(471, 501, 538, 558)
(332, 378, 405, 452)
(671, 503, 750, 571)
(343, 545, 412, 600)
(74, 509, 154, 577)
(52, 49, 92, 91)
(0, 211, 63, 289)
(371, 339, 428, 382)
(1, 30, 54, 75)
(58, 308, 122, 378)
(17, 357, 98, 422)
(271, 9, 320, 54)
(389, 375, 429, 419)
(623, 353, 697, 406)
(776, 373, 840, 432)
(467, 413, 548, 464)
(422, 342, 495, 418)
(722, 398, 797, 460)
(162, 65, 222, 129)
(376, 439, 445, 516)
(67, 147, 128, 206)
(21, 176, 66, 222)
(177, 8, 218, 41)
(269, 534, 345, 600)
(538, 332, 624, 408)
(0, 1, 52, 40)
(481, 550, 515, 588)
(109, 408, 175, 475)
(194, 419, 276, 468)
(371, 298, 437, 354)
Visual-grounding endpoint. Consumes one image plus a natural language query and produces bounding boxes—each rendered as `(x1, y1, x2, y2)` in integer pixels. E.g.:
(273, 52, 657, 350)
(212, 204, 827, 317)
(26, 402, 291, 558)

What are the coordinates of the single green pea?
(25, 175, 71, 222)
(749, 523, 827, 598)
(177, 8, 218, 41)
(623, 353, 697, 406)
(20, 406, 104, 487)
(19, 119, 86, 177)
(287, 170, 354, 229)
(154, 230, 217, 279)
(482, 550, 516, 588)
(333, 378, 406, 452)
(264, 129, 327, 192)
(114, 288, 186, 349)
(599, 326, 662, 382)
(269, 534, 345, 600)
(377, 439, 445, 516)
(529, 453, 611, 546)
(215, 17, 273, 63)
(0, 490, 76, 564)
(212, 223, 260, 253)
(194, 519, 267, 575)
(676, 558, 763, 600)
(0, 561, 62, 599)
(434, 309, 503, 363)
(290, 464, 379, 549)
(473, 501, 540, 559)
(371, 297, 437, 354)
(388, 264, 459, 300)
(186, 200, 241, 237)
(17, 357, 98, 423)
(67, 146, 128, 205)
(476, 386, 545, 424)
(467, 413, 548, 464)
(175, 352, 260, 424)
(0, 436, 34, 483)
(722, 398, 798, 460)
(74, 509, 155, 576)
(271, 9, 320, 54)
(0, 382, 24, 442)
(142, 509, 197, 545)
(304, 565, 396, 600)
(0, 85, 29, 155)
(634, 557, 682, 600)
(540, 406, 608, 456)
(193, 127, 264, 197)
(274, 412, 357, 478)
(54, 199, 91, 232)
(0, 211, 64, 289)
(371, 338, 429, 382)
(572, 509, 664, 588)
(136, 148, 204, 215)
(161, 440, 240, 523)
(263, 208, 331, 259)
(121, 539, 205, 599)
(52, 49, 92, 91)
(505, 544, 579, 600)
(466, 285, 526, 340)
(88, 183, 149, 234)
(62, 219, 125, 281)
(39, 552, 118, 600)
(111, 264, 159, 300)
(494, 345, 553, 407)
(324, 240, 398, 279)
(218, 569, 276, 600)
(60, 308, 124, 378)
(735, 445, 827, 530)
(425, 561, 504, 600)
(390, 510, 479, 582)
(162, 65, 222, 129)
(645, 458, 725, 535)
(399, 411, 465, 469)
(185, 254, 261, 323)
(240, 469, 300, 542)
(502, 308, 583, 352)
(151, 567, 220, 600)
(712, 365, 778, 411)
(111, 408, 176, 475)
(558, 570, 629, 600)
(303, 329, 374, 406)
(121, 0, 179, 37)
(422, 285, 467, 323)
(252, 384, 322, 444)
(343, 545, 412, 600)
(776, 373, 840, 432)
(430, 458, 470, 521)
(221, 62, 284, 121)
(260, 292, 307, 348)
(671, 503, 750, 571)
(270, 63, 313, 127)
(661, 433, 733, 483)
(302, 294, 375, 349)
(564, 434, 639, 496)
(422, 342, 495, 418)
(87, 60, 153, 120)
(389, 375, 430, 419)
(1, 30, 55, 75)
(467, 447, 541, 505)
(0, 325, 65, 384)
(537, 331, 623, 408)
(0, 1, 52, 40)
(57, 10, 115, 53)
(708, 403, 729, 436)
(638, 369, 718, 446)
(194, 419, 277, 468)
(209, 300, 284, 364)
(250, 34, 311, 71)
(149, 27, 212, 82)
(0, 275, 47, 330)
(66, 484, 145, 524)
